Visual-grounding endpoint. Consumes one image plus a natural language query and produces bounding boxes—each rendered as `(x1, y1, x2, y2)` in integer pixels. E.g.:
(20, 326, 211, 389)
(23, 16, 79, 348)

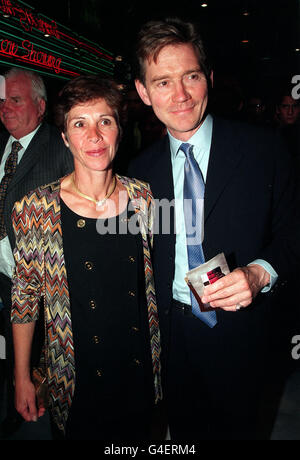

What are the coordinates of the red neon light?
(0, 0, 59, 38)
(0, 38, 79, 77)
(0, 0, 113, 62)
(58, 31, 114, 61)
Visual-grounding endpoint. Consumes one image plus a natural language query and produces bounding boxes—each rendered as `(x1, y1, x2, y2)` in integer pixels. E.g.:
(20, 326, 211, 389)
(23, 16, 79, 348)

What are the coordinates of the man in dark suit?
(129, 18, 299, 440)
(0, 67, 73, 436)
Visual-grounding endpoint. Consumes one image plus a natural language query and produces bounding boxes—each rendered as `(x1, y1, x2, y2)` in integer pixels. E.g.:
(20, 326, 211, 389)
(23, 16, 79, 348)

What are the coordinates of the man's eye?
(158, 81, 168, 88)
(188, 73, 201, 81)
(74, 121, 84, 127)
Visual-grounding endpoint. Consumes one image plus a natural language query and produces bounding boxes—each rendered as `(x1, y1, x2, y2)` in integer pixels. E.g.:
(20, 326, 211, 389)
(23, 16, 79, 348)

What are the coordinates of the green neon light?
(0, 58, 70, 80)
(0, 29, 113, 74)
(0, 19, 114, 68)
(15, 0, 114, 57)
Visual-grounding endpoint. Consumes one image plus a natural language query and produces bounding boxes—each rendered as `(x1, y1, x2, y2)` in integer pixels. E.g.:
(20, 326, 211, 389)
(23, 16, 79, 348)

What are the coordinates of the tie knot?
(12, 141, 23, 153)
(180, 143, 194, 157)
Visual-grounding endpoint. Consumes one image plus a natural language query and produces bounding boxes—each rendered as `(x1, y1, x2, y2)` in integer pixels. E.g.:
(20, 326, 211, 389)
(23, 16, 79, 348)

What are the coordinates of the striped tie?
(0, 141, 22, 241)
(181, 142, 217, 327)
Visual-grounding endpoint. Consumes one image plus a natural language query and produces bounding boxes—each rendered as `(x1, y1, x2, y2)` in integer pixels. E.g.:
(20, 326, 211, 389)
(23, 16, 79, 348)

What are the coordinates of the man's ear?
(62, 132, 69, 148)
(135, 79, 152, 106)
(210, 70, 214, 88)
(37, 98, 46, 120)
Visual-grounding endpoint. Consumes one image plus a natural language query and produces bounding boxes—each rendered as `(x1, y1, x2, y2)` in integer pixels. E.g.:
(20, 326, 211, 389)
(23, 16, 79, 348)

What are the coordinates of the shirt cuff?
(247, 259, 278, 293)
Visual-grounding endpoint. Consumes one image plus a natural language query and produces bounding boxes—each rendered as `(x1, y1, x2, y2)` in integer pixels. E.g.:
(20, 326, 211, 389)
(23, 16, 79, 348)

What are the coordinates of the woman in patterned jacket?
(11, 75, 162, 440)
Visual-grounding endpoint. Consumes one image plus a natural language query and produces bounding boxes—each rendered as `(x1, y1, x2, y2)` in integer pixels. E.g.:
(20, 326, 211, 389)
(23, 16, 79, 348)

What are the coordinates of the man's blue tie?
(181, 142, 217, 328)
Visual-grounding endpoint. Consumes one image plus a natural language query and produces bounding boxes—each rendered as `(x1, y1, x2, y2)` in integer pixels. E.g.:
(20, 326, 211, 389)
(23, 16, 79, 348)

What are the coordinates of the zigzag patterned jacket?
(11, 175, 162, 433)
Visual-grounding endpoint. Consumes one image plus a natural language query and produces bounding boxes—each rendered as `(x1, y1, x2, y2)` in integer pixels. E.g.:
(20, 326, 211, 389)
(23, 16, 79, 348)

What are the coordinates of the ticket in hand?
(185, 253, 230, 311)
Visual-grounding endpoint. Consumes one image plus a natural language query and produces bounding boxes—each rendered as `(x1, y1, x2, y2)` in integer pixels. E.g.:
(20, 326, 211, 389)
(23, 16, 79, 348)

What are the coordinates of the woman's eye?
(74, 121, 84, 128)
(100, 118, 111, 126)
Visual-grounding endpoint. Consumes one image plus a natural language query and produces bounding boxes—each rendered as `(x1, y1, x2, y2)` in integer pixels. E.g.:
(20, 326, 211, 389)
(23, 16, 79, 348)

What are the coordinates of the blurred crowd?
(116, 77, 300, 176)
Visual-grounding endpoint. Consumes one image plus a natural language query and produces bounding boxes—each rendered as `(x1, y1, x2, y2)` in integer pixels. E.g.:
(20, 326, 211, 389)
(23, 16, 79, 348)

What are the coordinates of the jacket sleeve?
(11, 194, 44, 324)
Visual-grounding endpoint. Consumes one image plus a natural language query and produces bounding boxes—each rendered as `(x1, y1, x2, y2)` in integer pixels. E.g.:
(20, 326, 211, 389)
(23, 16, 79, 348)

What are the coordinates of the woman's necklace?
(71, 172, 117, 208)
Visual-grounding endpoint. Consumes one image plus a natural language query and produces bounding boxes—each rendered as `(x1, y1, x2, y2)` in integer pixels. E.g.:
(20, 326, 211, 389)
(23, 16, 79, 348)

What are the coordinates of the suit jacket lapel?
(0, 132, 9, 164)
(204, 117, 244, 222)
(8, 124, 48, 192)
(150, 136, 175, 202)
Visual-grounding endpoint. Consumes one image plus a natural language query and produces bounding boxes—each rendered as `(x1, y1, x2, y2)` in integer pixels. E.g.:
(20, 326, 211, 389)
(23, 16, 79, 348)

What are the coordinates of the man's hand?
(201, 264, 270, 311)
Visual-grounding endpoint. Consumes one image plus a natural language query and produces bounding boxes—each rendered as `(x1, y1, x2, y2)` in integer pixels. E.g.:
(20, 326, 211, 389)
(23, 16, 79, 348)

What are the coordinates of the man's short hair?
(135, 17, 211, 85)
(4, 67, 47, 103)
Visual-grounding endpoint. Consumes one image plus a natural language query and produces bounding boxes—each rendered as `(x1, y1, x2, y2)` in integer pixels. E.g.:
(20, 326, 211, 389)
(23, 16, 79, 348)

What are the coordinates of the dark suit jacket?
(0, 122, 74, 250)
(128, 116, 300, 349)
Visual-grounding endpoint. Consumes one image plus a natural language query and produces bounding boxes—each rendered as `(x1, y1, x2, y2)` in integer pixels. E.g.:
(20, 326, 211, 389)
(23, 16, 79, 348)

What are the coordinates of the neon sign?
(0, 0, 59, 38)
(0, 39, 81, 76)
(0, 0, 114, 79)
(0, 0, 113, 61)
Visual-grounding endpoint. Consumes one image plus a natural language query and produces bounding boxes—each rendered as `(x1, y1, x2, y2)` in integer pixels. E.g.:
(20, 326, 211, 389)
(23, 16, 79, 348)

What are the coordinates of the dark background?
(26, 0, 299, 94)
(1, 0, 299, 125)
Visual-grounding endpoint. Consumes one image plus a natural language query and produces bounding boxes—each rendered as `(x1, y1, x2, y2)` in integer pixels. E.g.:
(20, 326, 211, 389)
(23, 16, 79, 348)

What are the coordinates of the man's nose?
(0, 99, 14, 113)
(0, 99, 9, 111)
(172, 81, 190, 102)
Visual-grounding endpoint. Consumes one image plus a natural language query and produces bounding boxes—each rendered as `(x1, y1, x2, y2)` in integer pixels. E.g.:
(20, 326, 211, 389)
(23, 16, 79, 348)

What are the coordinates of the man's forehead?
(4, 76, 31, 96)
(0, 75, 4, 99)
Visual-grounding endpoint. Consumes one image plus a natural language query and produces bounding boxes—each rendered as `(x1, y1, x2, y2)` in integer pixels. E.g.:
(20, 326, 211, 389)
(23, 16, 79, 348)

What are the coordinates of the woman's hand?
(14, 378, 46, 422)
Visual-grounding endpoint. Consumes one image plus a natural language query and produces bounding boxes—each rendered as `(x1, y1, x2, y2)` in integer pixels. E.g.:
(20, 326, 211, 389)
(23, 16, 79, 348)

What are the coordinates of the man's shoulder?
(213, 116, 277, 140)
(33, 122, 63, 143)
(212, 116, 286, 160)
(128, 136, 169, 175)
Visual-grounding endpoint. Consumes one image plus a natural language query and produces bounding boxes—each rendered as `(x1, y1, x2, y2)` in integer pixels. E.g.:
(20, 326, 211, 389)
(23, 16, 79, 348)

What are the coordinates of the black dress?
(60, 200, 155, 440)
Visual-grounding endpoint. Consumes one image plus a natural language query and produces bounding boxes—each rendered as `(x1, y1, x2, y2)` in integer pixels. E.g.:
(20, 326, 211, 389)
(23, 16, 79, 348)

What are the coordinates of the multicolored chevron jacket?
(11, 175, 162, 433)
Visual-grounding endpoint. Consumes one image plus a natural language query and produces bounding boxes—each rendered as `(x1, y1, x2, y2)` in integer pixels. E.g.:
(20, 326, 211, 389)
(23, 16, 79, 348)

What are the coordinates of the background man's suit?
(0, 123, 74, 249)
(128, 115, 300, 439)
(0, 122, 74, 428)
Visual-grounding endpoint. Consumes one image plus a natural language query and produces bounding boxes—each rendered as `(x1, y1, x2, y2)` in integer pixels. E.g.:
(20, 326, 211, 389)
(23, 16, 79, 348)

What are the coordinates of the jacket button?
(77, 219, 86, 228)
(85, 261, 94, 271)
(90, 300, 97, 310)
(96, 369, 102, 377)
(131, 326, 139, 332)
(128, 256, 136, 263)
(128, 290, 136, 297)
(93, 336, 100, 344)
(133, 359, 141, 366)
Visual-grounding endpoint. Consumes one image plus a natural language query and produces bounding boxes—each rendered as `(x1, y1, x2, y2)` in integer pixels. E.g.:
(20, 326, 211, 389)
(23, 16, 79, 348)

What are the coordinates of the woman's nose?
(88, 125, 103, 141)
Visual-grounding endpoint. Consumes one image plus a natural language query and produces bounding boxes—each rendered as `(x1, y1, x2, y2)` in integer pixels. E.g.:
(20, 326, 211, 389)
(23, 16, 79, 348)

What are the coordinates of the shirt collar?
(9, 124, 41, 152)
(168, 114, 213, 162)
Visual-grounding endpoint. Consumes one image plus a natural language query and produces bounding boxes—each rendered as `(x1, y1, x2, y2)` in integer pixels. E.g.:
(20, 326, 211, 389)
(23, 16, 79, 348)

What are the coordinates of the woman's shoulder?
(13, 180, 61, 211)
(117, 174, 152, 196)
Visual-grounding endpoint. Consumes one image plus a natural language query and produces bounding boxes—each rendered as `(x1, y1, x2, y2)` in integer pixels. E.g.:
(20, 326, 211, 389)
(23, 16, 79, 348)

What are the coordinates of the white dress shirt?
(0, 126, 40, 278)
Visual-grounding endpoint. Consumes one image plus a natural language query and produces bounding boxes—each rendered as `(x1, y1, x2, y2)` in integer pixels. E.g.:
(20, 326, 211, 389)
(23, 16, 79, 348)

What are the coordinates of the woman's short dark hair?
(135, 17, 211, 85)
(55, 75, 123, 133)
